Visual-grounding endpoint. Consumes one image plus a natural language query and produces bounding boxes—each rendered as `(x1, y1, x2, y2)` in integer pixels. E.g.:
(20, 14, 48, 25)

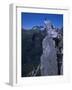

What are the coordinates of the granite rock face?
(40, 20, 58, 75)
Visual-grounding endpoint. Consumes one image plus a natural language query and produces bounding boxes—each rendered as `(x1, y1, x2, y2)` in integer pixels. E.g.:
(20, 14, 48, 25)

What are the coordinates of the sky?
(21, 12, 63, 30)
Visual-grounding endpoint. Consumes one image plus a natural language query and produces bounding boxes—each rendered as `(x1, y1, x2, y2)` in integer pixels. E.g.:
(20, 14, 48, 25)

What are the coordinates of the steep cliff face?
(40, 20, 58, 75)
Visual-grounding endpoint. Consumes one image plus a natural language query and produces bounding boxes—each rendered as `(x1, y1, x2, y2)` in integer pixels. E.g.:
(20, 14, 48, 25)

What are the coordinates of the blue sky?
(21, 12, 63, 30)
